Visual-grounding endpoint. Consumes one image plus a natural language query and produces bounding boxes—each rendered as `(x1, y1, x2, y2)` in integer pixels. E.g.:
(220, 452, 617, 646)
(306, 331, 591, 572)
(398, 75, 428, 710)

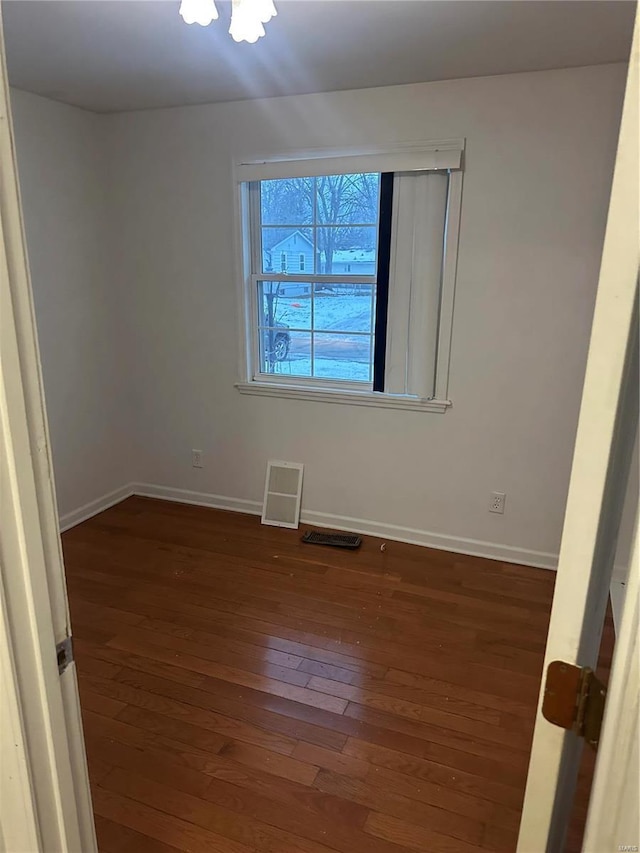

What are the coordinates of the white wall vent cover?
(261, 460, 304, 529)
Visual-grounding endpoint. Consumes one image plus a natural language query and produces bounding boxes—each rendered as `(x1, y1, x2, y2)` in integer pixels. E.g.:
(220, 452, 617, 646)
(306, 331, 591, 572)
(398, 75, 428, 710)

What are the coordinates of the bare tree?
(310, 173, 378, 274)
(262, 174, 379, 275)
(258, 174, 380, 367)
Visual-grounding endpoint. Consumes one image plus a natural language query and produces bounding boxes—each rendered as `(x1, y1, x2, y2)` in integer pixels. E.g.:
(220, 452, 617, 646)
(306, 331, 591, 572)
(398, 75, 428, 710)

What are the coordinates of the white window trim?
(236, 139, 463, 181)
(235, 381, 451, 412)
(233, 141, 464, 412)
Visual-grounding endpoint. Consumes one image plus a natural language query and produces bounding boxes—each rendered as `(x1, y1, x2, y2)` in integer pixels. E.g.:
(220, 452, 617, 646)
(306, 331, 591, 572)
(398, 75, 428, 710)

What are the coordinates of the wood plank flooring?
(62, 496, 610, 852)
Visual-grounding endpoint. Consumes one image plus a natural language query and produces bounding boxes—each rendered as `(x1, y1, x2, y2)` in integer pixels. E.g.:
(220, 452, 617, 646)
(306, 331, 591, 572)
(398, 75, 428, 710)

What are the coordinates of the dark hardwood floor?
(62, 496, 611, 852)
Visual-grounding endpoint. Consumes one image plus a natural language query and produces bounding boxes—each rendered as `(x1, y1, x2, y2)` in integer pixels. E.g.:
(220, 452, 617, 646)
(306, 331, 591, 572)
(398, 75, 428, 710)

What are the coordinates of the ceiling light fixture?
(179, 0, 277, 43)
(179, 0, 219, 27)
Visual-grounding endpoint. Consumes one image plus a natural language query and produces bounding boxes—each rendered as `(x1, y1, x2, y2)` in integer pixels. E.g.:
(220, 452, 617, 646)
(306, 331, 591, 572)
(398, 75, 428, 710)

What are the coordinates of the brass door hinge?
(542, 661, 607, 750)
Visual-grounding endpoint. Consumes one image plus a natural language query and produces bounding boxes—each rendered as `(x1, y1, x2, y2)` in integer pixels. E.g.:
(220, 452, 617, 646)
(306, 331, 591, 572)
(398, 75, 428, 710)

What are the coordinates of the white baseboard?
(59, 484, 135, 532)
(129, 482, 558, 570)
(133, 483, 263, 516)
(59, 481, 558, 570)
(300, 508, 558, 570)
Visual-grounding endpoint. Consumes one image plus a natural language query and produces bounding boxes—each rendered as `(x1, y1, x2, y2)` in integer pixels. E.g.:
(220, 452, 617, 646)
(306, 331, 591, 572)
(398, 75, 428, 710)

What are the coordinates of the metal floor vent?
(302, 531, 362, 549)
(261, 460, 304, 529)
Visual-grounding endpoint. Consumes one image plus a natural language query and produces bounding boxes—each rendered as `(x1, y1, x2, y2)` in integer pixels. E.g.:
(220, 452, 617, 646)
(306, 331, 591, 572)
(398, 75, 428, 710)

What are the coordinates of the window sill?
(235, 382, 451, 413)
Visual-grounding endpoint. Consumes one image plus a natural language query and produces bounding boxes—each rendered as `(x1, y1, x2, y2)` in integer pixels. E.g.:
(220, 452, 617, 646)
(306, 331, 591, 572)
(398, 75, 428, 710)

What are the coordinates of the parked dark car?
(263, 322, 291, 362)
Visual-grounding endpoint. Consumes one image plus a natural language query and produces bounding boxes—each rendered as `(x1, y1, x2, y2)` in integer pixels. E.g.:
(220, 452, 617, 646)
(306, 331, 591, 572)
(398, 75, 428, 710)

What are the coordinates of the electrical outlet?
(489, 491, 506, 514)
(192, 449, 203, 468)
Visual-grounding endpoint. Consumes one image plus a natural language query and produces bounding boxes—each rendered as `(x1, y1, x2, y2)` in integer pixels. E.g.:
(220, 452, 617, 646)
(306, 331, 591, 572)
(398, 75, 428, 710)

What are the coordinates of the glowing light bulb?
(229, 0, 266, 43)
(254, 0, 277, 24)
(179, 0, 219, 26)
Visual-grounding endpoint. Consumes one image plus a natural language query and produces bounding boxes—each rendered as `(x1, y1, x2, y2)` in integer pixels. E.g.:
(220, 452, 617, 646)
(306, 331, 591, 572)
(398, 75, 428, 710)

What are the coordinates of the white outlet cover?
(489, 491, 506, 514)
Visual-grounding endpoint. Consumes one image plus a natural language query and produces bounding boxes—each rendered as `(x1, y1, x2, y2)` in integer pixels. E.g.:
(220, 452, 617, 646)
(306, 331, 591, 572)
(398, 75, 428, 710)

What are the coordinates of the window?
(255, 173, 382, 384)
(237, 143, 463, 411)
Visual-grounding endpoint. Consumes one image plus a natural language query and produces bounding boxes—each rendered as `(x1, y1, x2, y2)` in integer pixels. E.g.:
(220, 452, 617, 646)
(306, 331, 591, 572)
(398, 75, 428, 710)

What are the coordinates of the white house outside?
(263, 230, 376, 296)
(263, 231, 314, 273)
(332, 248, 376, 275)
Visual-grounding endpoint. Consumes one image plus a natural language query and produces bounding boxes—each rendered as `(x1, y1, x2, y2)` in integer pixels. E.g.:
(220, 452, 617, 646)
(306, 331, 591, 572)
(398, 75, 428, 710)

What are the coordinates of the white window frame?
(234, 141, 464, 413)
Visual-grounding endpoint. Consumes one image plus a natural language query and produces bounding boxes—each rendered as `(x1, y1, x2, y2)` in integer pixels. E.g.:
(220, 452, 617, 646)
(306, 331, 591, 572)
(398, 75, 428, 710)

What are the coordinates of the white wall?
(10, 90, 132, 522)
(11, 64, 626, 566)
(105, 63, 625, 565)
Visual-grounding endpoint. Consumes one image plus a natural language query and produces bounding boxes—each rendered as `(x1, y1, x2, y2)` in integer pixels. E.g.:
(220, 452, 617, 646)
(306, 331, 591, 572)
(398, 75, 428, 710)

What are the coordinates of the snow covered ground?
(270, 289, 374, 333)
(264, 291, 375, 382)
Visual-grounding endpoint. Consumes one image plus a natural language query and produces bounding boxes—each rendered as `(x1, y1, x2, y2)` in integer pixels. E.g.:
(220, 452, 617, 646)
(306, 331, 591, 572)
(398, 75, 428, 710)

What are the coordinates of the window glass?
(257, 174, 381, 383)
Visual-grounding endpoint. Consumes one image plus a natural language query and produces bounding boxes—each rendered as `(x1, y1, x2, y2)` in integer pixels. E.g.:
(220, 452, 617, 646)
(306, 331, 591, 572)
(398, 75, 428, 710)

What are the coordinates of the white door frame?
(518, 12, 639, 852)
(583, 515, 639, 852)
(0, 8, 97, 851)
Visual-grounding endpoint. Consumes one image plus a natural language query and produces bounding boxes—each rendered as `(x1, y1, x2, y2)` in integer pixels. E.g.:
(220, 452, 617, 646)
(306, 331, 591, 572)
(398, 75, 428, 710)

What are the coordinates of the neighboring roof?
(332, 250, 376, 264)
(267, 232, 375, 263)
(268, 230, 314, 253)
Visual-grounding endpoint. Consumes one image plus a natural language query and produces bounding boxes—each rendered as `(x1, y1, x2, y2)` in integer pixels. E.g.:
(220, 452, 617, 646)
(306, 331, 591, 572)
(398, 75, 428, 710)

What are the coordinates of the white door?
(0, 8, 96, 852)
(518, 13, 639, 853)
